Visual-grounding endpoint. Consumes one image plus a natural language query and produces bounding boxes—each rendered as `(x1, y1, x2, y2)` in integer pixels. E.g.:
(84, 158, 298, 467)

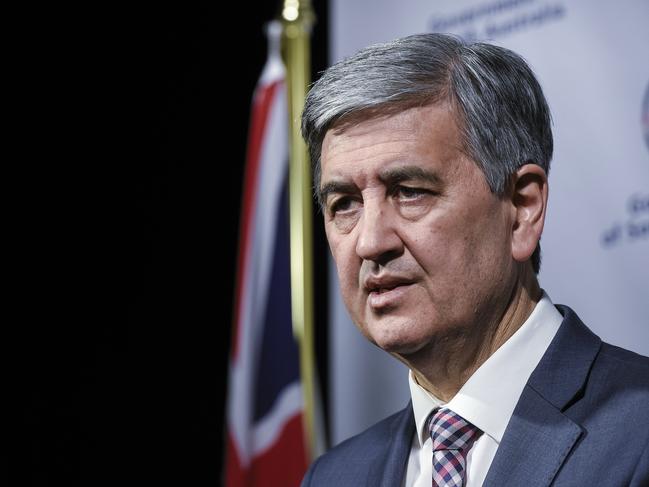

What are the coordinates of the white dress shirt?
(403, 292, 563, 487)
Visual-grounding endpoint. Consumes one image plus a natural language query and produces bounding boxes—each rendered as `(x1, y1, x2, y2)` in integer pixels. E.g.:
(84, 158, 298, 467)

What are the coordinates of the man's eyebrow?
(319, 180, 357, 202)
(319, 166, 441, 202)
(379, 166, 442, 185)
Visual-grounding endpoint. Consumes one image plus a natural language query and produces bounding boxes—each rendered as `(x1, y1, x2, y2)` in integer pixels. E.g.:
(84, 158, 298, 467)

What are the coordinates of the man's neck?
(409, 265, 541, 402)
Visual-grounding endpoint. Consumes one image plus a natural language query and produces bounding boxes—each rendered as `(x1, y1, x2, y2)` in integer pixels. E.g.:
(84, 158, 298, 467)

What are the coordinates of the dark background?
(24, 2, 329, 485)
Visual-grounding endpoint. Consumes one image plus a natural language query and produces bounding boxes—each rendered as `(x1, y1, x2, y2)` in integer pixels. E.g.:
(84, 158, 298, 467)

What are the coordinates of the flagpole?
(281, 0, 324, 461)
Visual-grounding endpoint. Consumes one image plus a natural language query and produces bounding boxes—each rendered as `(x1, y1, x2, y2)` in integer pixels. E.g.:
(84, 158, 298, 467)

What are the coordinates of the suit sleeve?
(629, 436, 649, 487)
(300, 457, 320, 487)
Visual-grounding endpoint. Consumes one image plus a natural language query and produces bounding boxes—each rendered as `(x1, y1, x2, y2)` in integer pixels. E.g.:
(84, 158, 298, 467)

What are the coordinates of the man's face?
(320, 103, 517, 361)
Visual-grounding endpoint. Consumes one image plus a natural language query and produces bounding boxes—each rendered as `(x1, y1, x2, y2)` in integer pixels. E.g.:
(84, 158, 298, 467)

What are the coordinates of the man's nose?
(355, 201, 403, 264)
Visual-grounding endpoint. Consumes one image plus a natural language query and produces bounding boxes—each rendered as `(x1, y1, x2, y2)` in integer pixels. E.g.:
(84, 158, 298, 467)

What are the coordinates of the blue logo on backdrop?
(603, 83, 649, 247)
(601, 194, 649, 248)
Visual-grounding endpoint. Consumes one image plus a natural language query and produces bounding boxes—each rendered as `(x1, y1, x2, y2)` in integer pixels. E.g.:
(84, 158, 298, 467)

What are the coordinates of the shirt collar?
(409, 367, 444, 447)
(409, 291, 563, 447)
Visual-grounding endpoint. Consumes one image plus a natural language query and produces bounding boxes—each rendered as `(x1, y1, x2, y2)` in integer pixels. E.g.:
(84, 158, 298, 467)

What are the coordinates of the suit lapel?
(369, 404, 414, 487)
(484, 306, 601, 487)
(483, 384, 582, 486)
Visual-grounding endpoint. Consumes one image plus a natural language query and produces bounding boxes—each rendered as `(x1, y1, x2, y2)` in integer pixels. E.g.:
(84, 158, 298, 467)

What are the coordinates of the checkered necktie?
(428, 407, 482, 487)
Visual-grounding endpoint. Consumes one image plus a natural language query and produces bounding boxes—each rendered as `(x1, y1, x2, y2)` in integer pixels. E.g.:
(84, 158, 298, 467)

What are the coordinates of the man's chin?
(356, 314, 428, 353)
(370, 334, 427, 356)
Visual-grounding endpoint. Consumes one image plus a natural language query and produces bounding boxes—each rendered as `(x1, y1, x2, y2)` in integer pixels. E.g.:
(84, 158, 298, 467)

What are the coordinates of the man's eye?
(396, 186, 427, 199)
(329, 197, 353, 215)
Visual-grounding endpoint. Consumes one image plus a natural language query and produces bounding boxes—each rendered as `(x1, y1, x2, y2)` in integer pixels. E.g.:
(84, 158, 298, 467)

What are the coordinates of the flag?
(225, 22, 308, 486)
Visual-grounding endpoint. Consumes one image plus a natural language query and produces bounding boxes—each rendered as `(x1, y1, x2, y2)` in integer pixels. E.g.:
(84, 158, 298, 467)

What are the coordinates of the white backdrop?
(328, 0, 649, 446)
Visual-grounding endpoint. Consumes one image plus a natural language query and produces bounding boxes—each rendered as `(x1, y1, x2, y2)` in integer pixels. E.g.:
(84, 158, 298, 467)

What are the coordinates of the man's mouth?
(365, 279, 413, 310)
(369, 285, 400, 294)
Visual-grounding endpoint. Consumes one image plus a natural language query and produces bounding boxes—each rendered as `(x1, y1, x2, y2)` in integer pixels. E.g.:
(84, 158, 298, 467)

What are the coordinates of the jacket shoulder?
(302, 406, 412, 486)
(590, 340, 649, 404)
(599, 340, 649, 371)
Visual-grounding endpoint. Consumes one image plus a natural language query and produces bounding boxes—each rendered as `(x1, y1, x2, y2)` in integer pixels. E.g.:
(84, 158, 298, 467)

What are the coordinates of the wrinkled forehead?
(327, 97, 461, 139)
(322, 102, 463, 162)
(320, 103, 473, 193)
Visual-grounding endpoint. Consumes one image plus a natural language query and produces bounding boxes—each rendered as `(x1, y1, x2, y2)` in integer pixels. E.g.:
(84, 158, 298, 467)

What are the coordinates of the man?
(300, 34, 648, 486)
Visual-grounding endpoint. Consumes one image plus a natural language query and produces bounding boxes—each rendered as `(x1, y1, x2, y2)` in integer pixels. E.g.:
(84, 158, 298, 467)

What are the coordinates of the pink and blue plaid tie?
(428, 407, 482, 487)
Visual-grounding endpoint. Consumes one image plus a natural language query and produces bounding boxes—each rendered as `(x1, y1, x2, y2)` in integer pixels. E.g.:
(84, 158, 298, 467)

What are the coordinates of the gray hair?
(301, 33, 552, 273)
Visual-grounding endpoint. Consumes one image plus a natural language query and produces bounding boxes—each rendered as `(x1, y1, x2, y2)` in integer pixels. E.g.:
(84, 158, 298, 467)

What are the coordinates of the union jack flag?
(225, 24, 308, 487)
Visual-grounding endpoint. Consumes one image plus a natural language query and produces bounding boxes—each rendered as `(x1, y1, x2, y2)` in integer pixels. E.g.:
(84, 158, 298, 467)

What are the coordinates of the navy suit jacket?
(302, 306, 649, 486)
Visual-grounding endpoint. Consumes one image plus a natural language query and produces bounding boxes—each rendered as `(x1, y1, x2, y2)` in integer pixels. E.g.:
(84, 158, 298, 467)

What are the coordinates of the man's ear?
(510, 164, 548, 263)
